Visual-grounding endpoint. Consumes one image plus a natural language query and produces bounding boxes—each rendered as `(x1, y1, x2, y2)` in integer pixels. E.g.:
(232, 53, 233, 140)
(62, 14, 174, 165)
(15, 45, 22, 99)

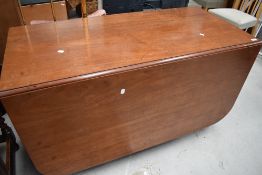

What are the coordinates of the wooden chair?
(19, 0, 57, 25)
(0, 103, 19, 175)
(29, 0, 104, 24)
(77, 0, 106, 17)
(209, 0, 262, 35)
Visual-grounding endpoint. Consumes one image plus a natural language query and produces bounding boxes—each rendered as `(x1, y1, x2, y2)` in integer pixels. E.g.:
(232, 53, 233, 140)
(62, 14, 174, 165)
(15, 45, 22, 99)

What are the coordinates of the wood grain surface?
(0, 7, 260, 97)
(2, 45, 261, 175)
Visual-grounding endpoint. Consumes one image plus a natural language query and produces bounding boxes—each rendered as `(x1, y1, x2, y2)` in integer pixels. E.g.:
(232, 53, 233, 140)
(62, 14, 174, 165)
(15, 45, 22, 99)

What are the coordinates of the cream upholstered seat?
(208, 0, 261, 32)
(209, 8, 257, 29)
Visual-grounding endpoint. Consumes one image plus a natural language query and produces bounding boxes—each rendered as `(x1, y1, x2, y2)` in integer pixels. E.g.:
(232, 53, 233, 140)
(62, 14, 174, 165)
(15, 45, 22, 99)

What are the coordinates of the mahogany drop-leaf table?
(0, 7, 261, 175)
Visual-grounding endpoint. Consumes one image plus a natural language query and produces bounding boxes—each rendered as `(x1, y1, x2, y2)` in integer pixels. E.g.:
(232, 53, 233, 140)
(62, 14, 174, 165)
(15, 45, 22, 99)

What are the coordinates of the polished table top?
(0, 7, 260, 98)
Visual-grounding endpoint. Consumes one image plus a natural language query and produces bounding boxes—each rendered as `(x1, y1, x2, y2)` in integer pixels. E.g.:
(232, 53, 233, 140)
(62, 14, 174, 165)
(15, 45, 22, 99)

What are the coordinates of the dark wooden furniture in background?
(103, 0, 189, 14)
(0, 7, 261, 175)
(0, 0, 23, 67)
(0, 106, 19, 175)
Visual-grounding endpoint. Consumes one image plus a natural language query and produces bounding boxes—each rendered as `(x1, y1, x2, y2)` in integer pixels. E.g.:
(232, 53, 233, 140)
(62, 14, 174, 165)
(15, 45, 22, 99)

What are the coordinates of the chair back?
(17, 0, 57, 24)
(233, 0, 261, 17)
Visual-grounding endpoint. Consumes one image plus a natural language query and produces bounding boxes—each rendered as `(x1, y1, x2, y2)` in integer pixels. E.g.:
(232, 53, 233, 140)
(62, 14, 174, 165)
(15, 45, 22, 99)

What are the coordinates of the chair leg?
(81, 0, 87, 17)
(251, 25, 258, 36)
(0, 158, 8, 175)
(202, 6, 208, 11)
(7, 137, 18, 175)
(6, 139, 11, 172)
(50, 0, 56, 21)
(252, 22, 262, 37)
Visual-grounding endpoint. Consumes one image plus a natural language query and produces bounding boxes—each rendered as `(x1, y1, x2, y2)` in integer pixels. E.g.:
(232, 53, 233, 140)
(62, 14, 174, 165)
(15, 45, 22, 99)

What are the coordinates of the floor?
(0, 54, 261, 175)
